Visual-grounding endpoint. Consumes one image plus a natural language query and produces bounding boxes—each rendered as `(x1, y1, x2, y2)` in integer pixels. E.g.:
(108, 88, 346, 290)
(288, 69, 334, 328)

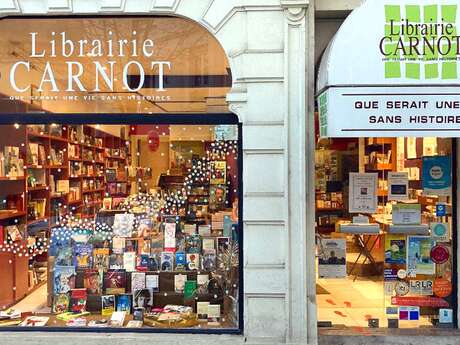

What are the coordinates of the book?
(126, 320, 143, 328)
(186, 253, 200, 270)
(110, 311, 126, 327)
(197, 274, 209, 294)
(207, 304, 221, 323)
(56, 180, 69, 193)
(112, 237, 126, 254)
(109, 253, 124, 269)
(184, 224, 196, 235)
(93, 248, 110, 270)
(184, 280, 197, 299)
(137, 218, 153, 238)
(133, 288, 154, 309)
(198, 225, 211, 236)
(53, 266, 76, 294)
(101, 295, 115, 316)
(174, 274, 187, 293)
(175, 251, 186, 270)
(52, 293, 70, 314)
(84, 269, 101, 294)
(186, 234, 202, 253)
(27, 143, 39, 166)
(202, 238, 215, 251)
(217, 237, 230, 254)
(56, 311, 90, 321)
(116, 294, 132, 313)
(6, 225, 22, 242)
(145, 274, 159, 292)
(160, 251, 174, 271)
(131, 272, 146, 292)
(73, 243, 93, 269)
(66, 317, 87, 327)
(88, 319, 109, 328)
(197, 301, 210, 320)
(147, 255, 160, 271)
(19, 316, 49, 327)
(70, 288, 87, 313)
(113, 213, 135, 237)
(123, 251, 136, 272)
(164, 222, 176, 249)
(202, 249, 217, 271)
(104, 269, 127, 294)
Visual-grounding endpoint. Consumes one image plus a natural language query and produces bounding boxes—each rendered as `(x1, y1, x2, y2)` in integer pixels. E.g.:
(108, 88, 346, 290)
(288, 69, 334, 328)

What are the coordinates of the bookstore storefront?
(0, 2, 312, 345)
(316, 0, 460, 336)
(0, 16, 243, 331)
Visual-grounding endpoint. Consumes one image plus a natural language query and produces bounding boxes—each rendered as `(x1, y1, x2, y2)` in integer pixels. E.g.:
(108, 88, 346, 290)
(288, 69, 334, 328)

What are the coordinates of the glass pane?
(0, 123, 240, 329)
(315, 137, 454, 329)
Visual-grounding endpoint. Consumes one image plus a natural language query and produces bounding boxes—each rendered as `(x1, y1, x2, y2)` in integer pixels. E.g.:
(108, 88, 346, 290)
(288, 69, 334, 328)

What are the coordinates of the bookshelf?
(0, 124, 130, 308)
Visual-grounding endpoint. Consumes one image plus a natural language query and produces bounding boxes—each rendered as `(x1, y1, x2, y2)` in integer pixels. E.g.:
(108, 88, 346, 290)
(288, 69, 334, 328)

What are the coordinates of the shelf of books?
(0, 124, 131, 309)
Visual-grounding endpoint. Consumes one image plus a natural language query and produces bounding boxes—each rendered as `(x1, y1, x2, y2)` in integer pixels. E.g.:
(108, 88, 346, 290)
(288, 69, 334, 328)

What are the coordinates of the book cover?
(186, 253, 200, 271)
(207, 304, 221, 323)
(55, 311, 90, 322)
(113, 213, 135, 237)
(164, 222, 176, 249)
(137, 218, 153, 238)
(133, 288, 154, 309)
(197, 301, 210, 319)
(116, 294, 132, 314)
(175, 251, 186, 270)
(185, 234, 202, 253)
(70, 288, 87, 313)
(101, 295, 115, 316)
(174, 274, 187, 293)
(112, 237, 126, 254)
(145, 274, 159, 292)
(202, 249, 217, 271)
(53, 266, 76, 294)
(217, 237, 230, 254)
(109, 253, 124, 269)
(184, 280, 197, 300)
(123, 251, 136, 272)
(202, 238, 215, 251)
(131, 272, 146, 292)
(19, 316, 49, 327)
(52, 293, 70, 314)
(84, 269, 101, 294)
(109, 311, 126, 327)
(126, 320, 143, 328)
(197, 274, 209, 294)
(160, 251, 174, 271)
(138, 254, 150, 269)
(104, 269, 127, 294)
(73, 243, 93, 269)
(93, 248, 110, 270)
(198, 225, 211, 236)
(147, 255, 160, 271)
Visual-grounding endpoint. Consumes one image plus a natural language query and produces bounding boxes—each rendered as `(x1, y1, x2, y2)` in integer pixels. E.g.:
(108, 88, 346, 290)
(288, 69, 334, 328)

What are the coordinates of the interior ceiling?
(0, 17, 231, 114)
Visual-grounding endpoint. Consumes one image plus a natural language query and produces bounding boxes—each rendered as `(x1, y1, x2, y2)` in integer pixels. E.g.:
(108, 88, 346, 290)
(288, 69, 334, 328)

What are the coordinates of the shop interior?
(315, 136, 455, 329)
(0, 122, 239, 328)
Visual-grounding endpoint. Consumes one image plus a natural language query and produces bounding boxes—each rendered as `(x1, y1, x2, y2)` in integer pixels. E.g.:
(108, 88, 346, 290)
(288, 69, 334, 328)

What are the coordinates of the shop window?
(0, 17, 242, 332)
(316, 137, 455, 329)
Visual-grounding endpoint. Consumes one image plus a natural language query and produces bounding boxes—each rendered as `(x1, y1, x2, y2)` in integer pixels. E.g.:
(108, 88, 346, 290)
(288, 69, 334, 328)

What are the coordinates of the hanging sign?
(317, 0, 460, 137)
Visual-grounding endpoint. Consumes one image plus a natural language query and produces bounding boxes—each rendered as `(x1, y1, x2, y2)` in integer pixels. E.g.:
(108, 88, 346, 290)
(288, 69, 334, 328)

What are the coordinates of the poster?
(387, 172, 408, 201)
(164, 223, 176, 249)
(407, 236, 435, 276)
(349, 173, 378, 214)
(422, 156, 451, 196)
(384, 234, 406, 265)
(392, 204, 421, 225)
(430, 223, 449, 241)
(318, 238, 346, 278)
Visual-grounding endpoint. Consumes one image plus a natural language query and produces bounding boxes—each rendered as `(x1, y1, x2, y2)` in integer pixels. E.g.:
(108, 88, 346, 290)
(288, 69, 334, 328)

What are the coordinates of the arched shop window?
(0, 16, 242, 332)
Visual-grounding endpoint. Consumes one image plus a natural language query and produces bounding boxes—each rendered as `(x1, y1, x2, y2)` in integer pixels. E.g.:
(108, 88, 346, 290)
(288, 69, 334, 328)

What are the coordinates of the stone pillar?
(281, 0, 315, 344)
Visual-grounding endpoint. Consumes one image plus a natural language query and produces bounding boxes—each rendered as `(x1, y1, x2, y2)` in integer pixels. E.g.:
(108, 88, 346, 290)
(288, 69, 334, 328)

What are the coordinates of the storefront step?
(319, 330, 460, 345)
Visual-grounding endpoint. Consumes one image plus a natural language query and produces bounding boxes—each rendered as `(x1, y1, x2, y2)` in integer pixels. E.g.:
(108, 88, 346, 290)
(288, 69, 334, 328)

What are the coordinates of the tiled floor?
(317, 276, 432, 328)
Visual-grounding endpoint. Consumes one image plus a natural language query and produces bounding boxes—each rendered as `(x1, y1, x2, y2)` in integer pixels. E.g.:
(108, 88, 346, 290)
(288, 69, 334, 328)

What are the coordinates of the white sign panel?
(388, 172, 409, 201)
(349, 173, 378, 214)
(320, 87, 460, 137)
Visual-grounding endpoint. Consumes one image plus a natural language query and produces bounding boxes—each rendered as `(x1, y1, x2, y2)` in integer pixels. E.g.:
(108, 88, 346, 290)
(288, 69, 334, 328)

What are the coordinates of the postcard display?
(46, 143, 239, 329)
(315, 137, 456, 328)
